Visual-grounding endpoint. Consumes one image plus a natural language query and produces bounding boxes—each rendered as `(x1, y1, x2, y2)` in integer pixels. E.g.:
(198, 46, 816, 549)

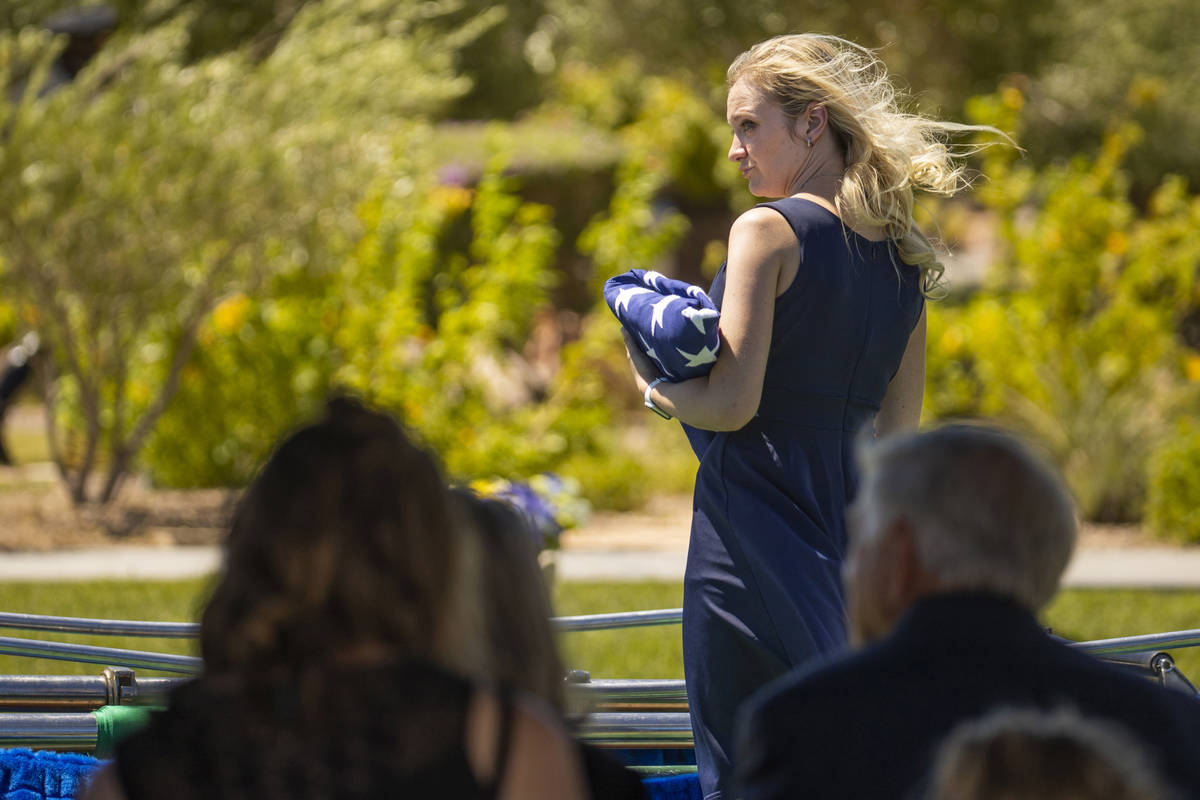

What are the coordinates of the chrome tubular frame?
(0, 612, 198, 639)
(0, 608, 1196, 755)
(0, 635, 202, 674)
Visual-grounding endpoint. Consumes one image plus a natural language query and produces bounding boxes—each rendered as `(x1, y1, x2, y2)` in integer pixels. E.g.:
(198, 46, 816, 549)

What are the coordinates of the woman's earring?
(806, 137, 813, 148)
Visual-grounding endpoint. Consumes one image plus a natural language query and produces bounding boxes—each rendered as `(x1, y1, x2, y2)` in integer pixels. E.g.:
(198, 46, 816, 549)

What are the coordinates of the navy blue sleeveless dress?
(681, 198, 924, 799)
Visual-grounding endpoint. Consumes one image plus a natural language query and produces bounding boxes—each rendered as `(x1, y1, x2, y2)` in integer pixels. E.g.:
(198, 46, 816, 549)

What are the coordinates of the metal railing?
(1, 608, 1198, 756)
(0, 609, 684, 638)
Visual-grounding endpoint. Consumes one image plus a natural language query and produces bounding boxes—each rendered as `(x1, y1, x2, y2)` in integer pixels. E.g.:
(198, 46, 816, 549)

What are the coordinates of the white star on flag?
(681, 306, 720, 334)
(643, 270, 667, 289)
(614, 285, 656, 317)
(650, 295, 679, 334)
(677, 344, 719, 368)
(638, 332, 669, 373)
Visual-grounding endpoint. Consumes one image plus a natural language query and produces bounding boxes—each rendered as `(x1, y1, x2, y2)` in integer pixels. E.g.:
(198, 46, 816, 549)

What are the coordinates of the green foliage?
(925, 98, 1200, 522)
(336, 158, 570, 479)
(1, 20, 323, 501)
(1146, 422, 1200, 545)
(1022, 0, 1200, 196)
(0, 1, 485, 500)
(141, 289, 340, 487)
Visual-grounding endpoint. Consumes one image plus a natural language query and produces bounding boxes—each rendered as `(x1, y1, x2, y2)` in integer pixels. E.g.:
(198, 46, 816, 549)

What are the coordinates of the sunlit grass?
(555, 581, 685, 679)
(0, 580, 1195, 687)
(0, 579, 210, 676)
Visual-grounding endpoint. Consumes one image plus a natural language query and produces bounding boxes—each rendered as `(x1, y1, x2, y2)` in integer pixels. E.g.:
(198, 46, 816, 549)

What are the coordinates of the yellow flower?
(1104, 231, 1129, 255)
(211, 293, 252, 336)
(432, 186, 474, 216)
(1184, 354, 1200, 383)
(1001, 86, 1025, 111)
(939, 326, 964, 355)
(1044, 228, 1062, 252)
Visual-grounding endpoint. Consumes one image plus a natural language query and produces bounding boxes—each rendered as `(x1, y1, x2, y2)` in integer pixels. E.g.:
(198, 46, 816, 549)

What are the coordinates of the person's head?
(200, 396, 464, 677)
(927, 707, 1174, 800)
(844, 424, 1076, 645)
(727, 34, 1001, 295)
(452, 489, 567, 715)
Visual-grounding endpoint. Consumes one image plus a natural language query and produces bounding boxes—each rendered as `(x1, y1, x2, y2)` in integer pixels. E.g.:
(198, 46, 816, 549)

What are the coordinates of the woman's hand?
(622, 328, 660, 394)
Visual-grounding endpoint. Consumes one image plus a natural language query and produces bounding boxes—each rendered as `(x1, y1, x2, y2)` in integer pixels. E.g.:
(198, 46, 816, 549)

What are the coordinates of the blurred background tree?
(1, 0, 1197, 540)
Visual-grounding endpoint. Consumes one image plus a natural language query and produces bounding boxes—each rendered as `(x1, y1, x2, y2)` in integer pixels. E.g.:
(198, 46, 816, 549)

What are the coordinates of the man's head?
(844, 424, 1077, 646)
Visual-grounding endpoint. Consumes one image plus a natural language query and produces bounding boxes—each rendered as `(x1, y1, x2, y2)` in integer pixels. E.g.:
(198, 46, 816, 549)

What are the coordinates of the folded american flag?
(603, 269, 721, 382)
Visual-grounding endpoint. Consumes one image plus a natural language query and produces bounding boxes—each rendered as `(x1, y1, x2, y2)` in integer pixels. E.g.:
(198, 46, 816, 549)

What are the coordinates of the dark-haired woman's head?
(200, 397, 464, 677)
(452, 489, 567, 714)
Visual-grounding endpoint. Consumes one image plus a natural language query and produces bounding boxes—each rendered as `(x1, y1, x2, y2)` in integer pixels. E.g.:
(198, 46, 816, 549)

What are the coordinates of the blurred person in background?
(83, 397, 586, 800)
(0, 333, 39, 466)
(622, 33, 997, 797)
(735, 424, 1200, 799)
(927, 707, 1176, 800)
(453, 489, 647, 800)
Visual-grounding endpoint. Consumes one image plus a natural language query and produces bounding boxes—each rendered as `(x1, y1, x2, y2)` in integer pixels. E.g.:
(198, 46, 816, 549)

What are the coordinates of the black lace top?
(116, 660, 511, 800)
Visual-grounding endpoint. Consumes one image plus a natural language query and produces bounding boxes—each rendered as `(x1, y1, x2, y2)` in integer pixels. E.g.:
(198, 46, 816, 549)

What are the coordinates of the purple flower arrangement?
(469, 473, 590, 552)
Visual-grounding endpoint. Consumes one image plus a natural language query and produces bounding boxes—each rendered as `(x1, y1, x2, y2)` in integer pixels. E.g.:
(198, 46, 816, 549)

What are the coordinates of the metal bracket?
(1151, 653, 1200, 699)
(102, 667, 136, 706)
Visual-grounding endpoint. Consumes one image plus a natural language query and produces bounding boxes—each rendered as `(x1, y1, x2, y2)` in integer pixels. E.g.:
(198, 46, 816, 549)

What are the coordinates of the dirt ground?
(0, 469, 235, 551)
(0, 404, 1161, 553)
(0, 463, 1159, 554)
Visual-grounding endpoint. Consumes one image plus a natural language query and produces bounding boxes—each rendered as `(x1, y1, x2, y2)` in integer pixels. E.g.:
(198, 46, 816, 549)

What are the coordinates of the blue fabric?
(0, 750, 101, 800)
(644, 774, 703, 800)
(611, 747, 696, 767)
(603, 269, 721, 382)
(681, 198, 925, 799)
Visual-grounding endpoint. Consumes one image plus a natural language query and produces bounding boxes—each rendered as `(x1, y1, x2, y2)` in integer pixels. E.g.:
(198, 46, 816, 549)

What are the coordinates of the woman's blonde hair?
(928, 707, 1174, 800)
(728, 34, 1001, 296)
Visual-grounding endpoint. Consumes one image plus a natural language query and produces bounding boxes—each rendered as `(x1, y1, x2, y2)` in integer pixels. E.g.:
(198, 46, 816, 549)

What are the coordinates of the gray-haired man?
(735, 424, 1200, 800)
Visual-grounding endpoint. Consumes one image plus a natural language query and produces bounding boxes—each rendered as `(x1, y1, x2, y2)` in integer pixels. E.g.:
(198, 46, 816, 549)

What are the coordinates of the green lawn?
(0, 579, 1196, 686)
(5, 427, 51, 465)
(0, 579, 210, 676)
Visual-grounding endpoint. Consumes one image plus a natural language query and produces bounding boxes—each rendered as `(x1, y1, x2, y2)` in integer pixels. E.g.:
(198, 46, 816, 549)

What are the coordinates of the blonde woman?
(622, 34, 992, 798)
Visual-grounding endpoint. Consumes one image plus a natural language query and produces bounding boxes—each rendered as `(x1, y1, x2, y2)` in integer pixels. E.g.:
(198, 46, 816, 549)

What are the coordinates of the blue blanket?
(0, 750, 100, 800)
(644, 774, 703, 799)
(0, 747, 700, 799)
(603, 269, 720, 382)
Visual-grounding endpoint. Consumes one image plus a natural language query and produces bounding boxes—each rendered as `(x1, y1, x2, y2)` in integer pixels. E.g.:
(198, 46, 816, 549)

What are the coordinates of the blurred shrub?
(0, 0, 485, 502)
(925, 93, 1200, 522)
(537, 0, 1198, 190)
(1146, 422, 1200, 545)
(336, 158, 564, 474)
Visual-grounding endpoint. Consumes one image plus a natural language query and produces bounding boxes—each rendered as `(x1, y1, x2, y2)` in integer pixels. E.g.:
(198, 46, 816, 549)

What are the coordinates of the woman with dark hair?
(83, 397, 586, 800)
(453, 489, 647, 800)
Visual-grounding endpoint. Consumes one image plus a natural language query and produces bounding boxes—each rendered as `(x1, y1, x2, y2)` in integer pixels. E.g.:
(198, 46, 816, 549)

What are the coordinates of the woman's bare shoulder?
(731, 205, 796, 240)
(467, 688, 587, 800)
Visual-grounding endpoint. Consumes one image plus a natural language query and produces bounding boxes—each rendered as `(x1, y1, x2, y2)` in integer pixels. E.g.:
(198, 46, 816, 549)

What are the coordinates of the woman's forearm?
(643, 368, 761, 432)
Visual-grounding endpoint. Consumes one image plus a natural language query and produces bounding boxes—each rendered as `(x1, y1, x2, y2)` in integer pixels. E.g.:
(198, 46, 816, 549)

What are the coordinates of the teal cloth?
(91, 706, 154, 760)
(0, 748, 101, 800)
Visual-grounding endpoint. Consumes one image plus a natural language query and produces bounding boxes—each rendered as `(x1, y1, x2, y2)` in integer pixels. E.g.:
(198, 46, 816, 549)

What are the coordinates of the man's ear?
(881, 517, 927, 615)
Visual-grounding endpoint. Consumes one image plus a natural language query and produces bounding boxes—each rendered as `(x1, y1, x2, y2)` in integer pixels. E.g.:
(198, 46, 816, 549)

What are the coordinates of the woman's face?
(726, 76, 809, 198)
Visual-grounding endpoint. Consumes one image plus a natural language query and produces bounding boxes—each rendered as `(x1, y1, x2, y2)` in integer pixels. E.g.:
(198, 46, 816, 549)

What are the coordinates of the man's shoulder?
(742, 641, 896, 726)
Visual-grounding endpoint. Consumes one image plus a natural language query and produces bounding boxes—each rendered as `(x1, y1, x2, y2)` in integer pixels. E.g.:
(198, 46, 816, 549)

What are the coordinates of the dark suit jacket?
(735, 592, 1200, 799)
